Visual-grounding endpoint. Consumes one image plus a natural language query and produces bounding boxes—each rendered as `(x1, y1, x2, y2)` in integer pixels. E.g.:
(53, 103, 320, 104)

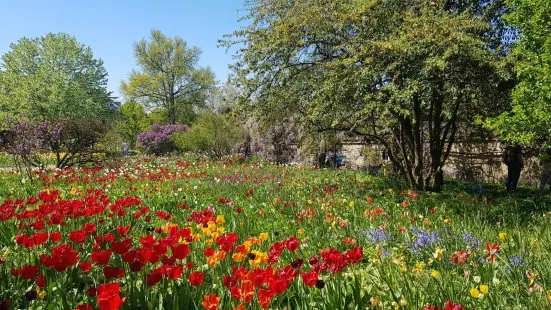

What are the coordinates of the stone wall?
(334, 141, 541, 186)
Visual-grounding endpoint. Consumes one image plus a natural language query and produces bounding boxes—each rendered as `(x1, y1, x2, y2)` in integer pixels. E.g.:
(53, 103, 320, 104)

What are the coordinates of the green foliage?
(119, 101, 149, 149)
(172, 111, 244, 158)
(484, 0, 551, 146)
(120, 29, 215, 124)
(0, 33, 113, 120)
(225, 0, 512, 191)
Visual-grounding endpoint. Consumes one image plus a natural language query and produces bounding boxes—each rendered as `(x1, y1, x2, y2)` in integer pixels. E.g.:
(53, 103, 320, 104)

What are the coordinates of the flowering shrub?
(2, 118, 62, 182)
(136, 124, 187, 155)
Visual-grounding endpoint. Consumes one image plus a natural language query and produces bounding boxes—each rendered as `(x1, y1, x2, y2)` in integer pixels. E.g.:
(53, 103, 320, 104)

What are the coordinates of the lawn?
(0, 157, 550, 310)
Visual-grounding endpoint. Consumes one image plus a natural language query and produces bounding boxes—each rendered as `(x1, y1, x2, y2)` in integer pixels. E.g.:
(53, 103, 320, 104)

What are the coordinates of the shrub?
(172, 111, 244, 158)
(2, 118, 62, 182)
(137, 124, 187, 155)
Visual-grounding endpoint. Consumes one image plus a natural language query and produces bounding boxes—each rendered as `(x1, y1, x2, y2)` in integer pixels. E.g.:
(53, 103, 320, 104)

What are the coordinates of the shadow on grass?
(439, 178, 551, 225)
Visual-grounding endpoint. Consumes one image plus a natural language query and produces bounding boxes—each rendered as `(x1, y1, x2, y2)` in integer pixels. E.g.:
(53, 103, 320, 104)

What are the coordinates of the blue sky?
(0, 0, 246, 99)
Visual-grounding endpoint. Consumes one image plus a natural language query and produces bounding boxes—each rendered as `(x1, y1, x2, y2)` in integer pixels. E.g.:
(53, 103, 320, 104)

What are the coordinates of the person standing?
(122, 141, 129, 156)
(503, 145, 524, 193)
(539, 148, 551, 193)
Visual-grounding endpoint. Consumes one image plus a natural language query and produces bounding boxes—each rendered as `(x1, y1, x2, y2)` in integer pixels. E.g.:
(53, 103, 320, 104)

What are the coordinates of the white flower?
(473, 276, 481, 283)
(492, 277, 501, 285)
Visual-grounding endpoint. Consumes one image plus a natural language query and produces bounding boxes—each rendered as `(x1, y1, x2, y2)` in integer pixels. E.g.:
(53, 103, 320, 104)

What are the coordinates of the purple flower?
(462, 233, 482, 250)
(137, 123, 187, 154)
(408, 227, 440, 254)
(509, 256, 525, 267)
(360, 228, 393, 244)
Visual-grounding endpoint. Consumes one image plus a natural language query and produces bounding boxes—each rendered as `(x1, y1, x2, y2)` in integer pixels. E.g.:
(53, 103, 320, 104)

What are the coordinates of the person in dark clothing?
(539, 148, 551, 193)
(503, 145, 524, 193)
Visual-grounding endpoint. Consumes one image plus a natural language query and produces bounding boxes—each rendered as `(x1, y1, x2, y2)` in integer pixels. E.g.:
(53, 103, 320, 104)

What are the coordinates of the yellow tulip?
(433, 248, 444, 261)
(480, 284, 489, 295)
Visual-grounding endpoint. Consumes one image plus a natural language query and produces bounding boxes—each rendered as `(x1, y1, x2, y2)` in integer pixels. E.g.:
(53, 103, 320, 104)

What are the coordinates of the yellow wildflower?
(431, 270, 440, 279)
(499, 232, 507, 240)
(349, 200, 355, 207)
(297, 229, 304, 236)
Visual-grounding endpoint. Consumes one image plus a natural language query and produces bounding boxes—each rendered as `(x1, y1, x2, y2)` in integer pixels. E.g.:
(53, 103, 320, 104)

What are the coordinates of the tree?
(0, 33, 113, 120)
(121, 29, 216, 124)
(225, 0, 512, 191)
(119, 101, 149, 149)
(50, 118, 109, 168)
(484, 0, 551, 146)
(172, 110, 244, 158)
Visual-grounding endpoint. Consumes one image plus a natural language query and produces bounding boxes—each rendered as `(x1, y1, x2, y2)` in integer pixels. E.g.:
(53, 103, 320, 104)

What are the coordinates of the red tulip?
(301, 271, 319, 287)
(111, 238, 132, 255)
(116, 225, 130, 236)
(91, 250, 112, 265)
(69, 230, 87, 244)
(97, 282, 124, 310)
(50, 232, 62, 242)
(146, 268, 164, 287)
(20, 265, 39, 280)
(189, 271, 204, 286)
(165, 265, 183, 280)
(36, 275, 46, 288)
(75, 304, 93, 310)
(171, 244, 190, 260)
(32, 232, 49, 246)
(103, 266, 125, 279)
(79, 261, 93, 272)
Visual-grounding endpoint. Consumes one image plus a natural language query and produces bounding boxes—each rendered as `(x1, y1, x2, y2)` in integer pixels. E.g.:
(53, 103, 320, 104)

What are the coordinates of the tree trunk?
(168, 95, 177, 124)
